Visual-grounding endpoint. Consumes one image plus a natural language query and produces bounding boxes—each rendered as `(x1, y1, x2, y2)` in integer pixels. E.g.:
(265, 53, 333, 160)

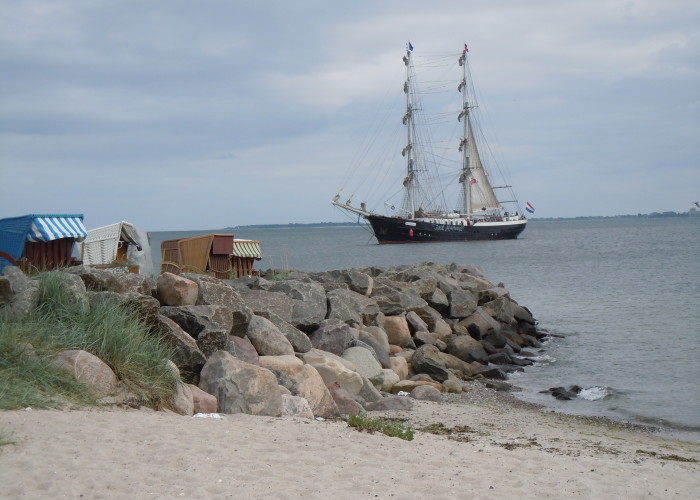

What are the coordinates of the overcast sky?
(1, 0, 698, 230)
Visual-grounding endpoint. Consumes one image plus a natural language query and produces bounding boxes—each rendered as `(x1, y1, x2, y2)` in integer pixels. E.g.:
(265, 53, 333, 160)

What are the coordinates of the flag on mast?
(464, 43, 469, 53)
(525, 202, 535, 213)
(408, 41, 414, 51)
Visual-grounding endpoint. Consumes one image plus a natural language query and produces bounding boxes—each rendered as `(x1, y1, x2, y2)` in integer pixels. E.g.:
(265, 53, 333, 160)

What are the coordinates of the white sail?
(467, 119, 501, 213)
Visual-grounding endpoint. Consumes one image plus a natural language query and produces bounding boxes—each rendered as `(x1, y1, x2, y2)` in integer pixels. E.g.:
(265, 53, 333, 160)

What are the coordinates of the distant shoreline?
(225, 211, 697, 229)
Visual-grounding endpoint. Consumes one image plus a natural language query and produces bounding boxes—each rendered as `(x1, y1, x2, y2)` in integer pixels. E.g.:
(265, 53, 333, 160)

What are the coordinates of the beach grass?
(0, 270, 178, 410)
(347, 413, 415, 441)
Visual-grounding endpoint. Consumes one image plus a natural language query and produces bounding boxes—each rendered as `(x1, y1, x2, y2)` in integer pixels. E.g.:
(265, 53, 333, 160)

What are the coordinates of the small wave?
(530, 353, 556, 365)
(578, 386, 609, 401)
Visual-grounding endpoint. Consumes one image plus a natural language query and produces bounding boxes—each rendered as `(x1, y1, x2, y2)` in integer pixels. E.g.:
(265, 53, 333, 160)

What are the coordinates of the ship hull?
(366, 214, 527, 244)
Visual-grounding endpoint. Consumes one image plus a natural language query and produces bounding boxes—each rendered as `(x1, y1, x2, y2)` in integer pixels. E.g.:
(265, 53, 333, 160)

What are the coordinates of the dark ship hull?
(366, 214, 527, 244)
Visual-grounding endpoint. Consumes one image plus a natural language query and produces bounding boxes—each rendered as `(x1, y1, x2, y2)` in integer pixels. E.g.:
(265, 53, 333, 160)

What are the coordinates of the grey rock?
(198, 351, 283, 416)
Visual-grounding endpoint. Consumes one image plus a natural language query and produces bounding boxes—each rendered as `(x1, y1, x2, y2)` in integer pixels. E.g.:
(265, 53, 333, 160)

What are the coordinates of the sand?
(1, 384, 698, 499)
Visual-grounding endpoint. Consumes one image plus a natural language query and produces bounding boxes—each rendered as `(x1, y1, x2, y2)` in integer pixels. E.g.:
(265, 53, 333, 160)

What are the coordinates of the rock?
(413, 331, 439, 346)
(342, 346, 384, 388)
(383, 316, 411, 347)
(405, 310, 429, 334)
(55, 272, 90, 314)
(196, 327, 230, 358)
(260, 311, 312, 353)
(426, 287, 450, 312)
(307, 323, 356, 356)
(189, 384, 218, 413)
(365, 396, 414, 411)
(78, 269, 153, 295)
(371, 278, 429, 316)
(472, 364, 508, 380)
(198, 351, 282, 416)
(390, 380, 443, 394)
(156, 273, 198, 306)
(310, 269, 374, 296)
(389, 356, 409, 380)
(359, 326, 390, 354)
(238, 289, 295, 323)
(258, 354, 304, 375)
(54, 350, 119, 396)
(442, 378, 463, 394)
(181, 274, 242, 308)
(354, 335, 391, 369)
(160, 305, 234, 339)
(326, 381, 364, 415)
(0, 267, 40, 320)
(410, 344, 451, 382)
(268, 279, 327, 331)
(445, 334, 488, 364)
(378, 368, 400, 392)
(326, 288, 381, 326)
(436, 351, 475, 379)
(154, 316, 207, 374)
(448, 289, 478, 319)
(290, 364, 340, 418)
(245, 315, 295, 356)
(170, 381, 195, 416)
(456, 307, 501, 340)
(281, 394, 315, 419)
(410, 385, 441, 402)
(226, 336, 259, 364)
(482, 296, 514, 323)
(300, 349, 364, 396)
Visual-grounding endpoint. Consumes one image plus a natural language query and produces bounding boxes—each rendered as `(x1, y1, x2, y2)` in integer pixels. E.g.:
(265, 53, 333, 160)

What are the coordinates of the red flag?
(464, 43, 469, 53)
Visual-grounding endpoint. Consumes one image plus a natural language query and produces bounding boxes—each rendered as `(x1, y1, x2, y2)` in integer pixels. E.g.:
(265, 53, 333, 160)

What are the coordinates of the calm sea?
(150, 217, 700, 442)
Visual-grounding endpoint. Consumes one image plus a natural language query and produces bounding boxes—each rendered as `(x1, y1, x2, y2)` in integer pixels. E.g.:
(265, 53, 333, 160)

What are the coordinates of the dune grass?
(347, 413, 415, 441)
(0, 270, 178, 410)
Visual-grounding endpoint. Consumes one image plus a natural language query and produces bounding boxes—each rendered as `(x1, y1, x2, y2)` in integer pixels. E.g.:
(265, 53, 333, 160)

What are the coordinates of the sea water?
(150, 217, 700, 442)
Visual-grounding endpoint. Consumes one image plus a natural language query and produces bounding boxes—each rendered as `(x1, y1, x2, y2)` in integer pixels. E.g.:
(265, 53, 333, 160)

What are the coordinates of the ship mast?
(457, 46, 471, 216)
(402, 45, 416, 218)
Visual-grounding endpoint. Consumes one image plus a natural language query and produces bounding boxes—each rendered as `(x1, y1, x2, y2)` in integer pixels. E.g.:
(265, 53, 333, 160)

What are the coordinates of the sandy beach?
(1, 383, 697, 499)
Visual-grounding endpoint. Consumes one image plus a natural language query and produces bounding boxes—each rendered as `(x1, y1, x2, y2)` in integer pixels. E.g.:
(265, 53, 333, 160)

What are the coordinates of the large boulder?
(354, 335, 391, 369)
(238, 289, 295, 323)
(160, 305, 234, 338)
(156, 273, 198, 306)
(371, 278, 429, 316)
(281, 394, 315, 419)
(326, 381, 364, 415)
(445, 334, 488, 364)
(225, 336, 259, 364)
(410, 344, 451, 382)
(310, 269, 374, 296)
(181, 274, 241, 308)
(89, 291, 161, 329)
(455, 307, 501, 340)
(383, 316, 411, 347)
(268, 279, 327, 331)
(482, 296, 514, 323)
(299, 349, 364, 396)
(154, 316, 207, 374)
(307, 323, 356, 356)
(189, 384, 218, 414)
(0, 267, 40, 320)
(245, 315, 295, 356)
(256, 311, 312, 353)
(77, 269, 153, 296)
(198, 351, 282, 416)
(326, 288, 380, 326)
(342, 346, 383, 388)
(53, 350, 120, 396)
(447, 289, 478, 319)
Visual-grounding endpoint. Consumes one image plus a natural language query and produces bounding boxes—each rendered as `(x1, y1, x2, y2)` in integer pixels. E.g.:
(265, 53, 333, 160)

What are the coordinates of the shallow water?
(150, 216, 700, 441)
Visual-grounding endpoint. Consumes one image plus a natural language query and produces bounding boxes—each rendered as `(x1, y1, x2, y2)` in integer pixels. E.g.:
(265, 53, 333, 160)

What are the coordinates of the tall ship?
(332, 44, 528, 243)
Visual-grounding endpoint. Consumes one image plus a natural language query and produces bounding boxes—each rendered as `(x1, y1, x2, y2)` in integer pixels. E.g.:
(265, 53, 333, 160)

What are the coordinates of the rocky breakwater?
(0, 262, 549, 418)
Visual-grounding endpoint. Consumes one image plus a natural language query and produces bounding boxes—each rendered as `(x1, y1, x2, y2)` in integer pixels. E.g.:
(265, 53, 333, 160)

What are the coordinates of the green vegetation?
(0, 271, 178, 411)
(0, 428, 16, 448)
(347, 413, 415, 441)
